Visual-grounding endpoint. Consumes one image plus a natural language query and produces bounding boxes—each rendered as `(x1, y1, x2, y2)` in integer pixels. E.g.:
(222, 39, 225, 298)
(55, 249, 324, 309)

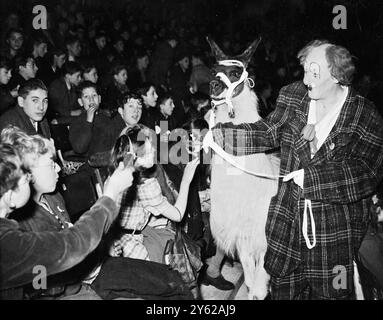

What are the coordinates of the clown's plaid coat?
(213, 81, 383, 297)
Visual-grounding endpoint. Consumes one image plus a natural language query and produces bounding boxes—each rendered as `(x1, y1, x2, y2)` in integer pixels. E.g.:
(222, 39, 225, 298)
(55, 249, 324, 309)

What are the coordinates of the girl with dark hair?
(109, 125, 199, 263)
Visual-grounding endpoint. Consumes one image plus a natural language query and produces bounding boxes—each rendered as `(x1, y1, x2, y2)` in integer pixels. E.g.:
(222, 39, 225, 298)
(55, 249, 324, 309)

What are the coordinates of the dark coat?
(48, 77, 80, 124)
(213, 81, 383, 297)
(69, 111, 114, 159)
(0, 105, 51, 138)
(36, 64, 61, 88)
(147, 41, 175, 88)
(0, 196, 117, 299)
(0, 85, 15, 116)
(8, 73, 27, 91)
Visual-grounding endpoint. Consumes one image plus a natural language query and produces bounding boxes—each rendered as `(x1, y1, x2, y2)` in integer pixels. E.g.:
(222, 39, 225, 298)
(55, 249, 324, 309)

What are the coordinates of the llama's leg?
(252, 250, 270, 300)
(237, 246, 256, 299)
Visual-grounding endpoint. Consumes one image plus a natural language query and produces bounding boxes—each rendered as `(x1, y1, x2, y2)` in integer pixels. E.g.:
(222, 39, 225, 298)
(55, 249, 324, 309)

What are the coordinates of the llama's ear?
(206, 36, 228, 62)
(237, 37, 262, 67)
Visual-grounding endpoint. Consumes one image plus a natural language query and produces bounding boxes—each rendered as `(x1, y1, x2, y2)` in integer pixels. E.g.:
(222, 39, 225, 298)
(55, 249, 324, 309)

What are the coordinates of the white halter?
(203, 59, 283, 180)
(211, 59, 254, 117)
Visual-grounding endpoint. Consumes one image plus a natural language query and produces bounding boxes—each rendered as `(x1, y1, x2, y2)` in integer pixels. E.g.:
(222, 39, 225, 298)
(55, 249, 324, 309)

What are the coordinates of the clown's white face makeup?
(302, 45, 339, 103)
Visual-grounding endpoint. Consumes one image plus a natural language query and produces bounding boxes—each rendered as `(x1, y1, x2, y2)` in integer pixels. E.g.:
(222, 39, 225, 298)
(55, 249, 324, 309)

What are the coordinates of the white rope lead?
(206, 59, 316, 249)
(204, 111, 284, 180)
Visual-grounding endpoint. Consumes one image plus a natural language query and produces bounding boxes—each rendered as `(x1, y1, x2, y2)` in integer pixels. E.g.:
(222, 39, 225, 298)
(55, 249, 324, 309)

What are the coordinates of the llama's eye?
(230, 70, 240, 78)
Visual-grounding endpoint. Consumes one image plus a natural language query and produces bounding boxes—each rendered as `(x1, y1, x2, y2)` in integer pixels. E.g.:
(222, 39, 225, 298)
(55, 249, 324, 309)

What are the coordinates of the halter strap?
(211, 59, 249, 116)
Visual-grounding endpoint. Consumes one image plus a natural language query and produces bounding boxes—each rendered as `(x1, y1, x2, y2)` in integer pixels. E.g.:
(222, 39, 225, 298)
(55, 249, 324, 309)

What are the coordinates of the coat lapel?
(293, 92, 312, 166)
(309, 88, 355, 165)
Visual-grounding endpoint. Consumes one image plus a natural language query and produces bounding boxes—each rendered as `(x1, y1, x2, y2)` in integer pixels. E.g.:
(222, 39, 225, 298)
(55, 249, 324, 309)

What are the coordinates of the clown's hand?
(202, 130, 213, 153)
(283, 169, 304, 189)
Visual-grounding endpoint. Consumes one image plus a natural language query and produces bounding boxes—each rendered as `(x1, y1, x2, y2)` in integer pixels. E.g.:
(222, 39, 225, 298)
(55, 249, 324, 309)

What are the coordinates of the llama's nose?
(210, 80, 221, 90)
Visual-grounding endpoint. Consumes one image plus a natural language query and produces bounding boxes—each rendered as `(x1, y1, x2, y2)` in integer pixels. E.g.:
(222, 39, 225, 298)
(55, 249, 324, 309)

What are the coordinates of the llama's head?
(207, 37, 261, 118)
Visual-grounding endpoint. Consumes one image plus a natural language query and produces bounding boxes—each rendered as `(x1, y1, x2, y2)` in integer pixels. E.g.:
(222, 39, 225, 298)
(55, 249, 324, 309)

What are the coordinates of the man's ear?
(17, 96, 24, 107)
(118, 107, 123, 117)
(98, 95, 101, 104)
(78, 98, 83, 107)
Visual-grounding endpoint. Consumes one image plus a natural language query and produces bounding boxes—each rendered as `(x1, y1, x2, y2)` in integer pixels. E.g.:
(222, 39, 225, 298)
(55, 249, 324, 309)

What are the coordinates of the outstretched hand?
(103, 162, 134, 201)
(182, 157, 200, 184)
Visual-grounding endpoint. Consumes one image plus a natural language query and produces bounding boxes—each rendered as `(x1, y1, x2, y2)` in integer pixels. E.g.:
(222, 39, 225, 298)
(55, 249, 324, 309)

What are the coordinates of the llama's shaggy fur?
(210, 84, 279, 299)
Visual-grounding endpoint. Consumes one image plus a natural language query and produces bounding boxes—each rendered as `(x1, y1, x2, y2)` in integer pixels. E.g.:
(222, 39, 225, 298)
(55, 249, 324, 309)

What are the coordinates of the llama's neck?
(215, 85, 261, 125)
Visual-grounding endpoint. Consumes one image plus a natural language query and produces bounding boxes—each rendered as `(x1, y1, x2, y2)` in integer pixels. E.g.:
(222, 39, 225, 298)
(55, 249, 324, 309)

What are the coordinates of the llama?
(206, 37, 280, 300)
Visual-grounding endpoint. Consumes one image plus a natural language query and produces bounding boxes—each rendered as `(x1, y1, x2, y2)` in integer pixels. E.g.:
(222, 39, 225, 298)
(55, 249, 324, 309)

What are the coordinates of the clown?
(212, 39, 383, 299)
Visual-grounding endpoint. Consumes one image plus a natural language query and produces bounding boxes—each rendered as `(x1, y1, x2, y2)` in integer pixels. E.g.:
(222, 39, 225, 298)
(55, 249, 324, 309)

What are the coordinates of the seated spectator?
(30, 35, 48, 70)
(0, 58, 16, 115)
(36, 48, 66, 87)
(69, 81, 113, 160)
(8, 54, 38, 90)
(0, 135, 134, 299)
(0, 79, 51, 138)
(154, 91, 178, 137)
(65, 36, 82, 63)
(136, 82, 158, 129)
(168, 48, 191, 126)
(147, 33, 178, 89)
(189, 50, 212, 96)
(127, 48, 149, 90)
(82, 63, 98, 84)
(110, 36, 127, 65)
(53, 18, 69, 50)
(108, 125, 199, 263)
(109, 92, 144, 144)
(0, 28, 24, 63)
(4, 127, 67, 232)
(89, 31, 110, 78)
(103, 64, 129, 117)
(48, 61, 82, 125)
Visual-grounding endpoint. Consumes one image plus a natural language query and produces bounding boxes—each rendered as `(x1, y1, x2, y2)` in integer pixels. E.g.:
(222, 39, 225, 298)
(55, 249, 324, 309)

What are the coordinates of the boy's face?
(18, 88, 48, 122)
(8, 32, 23, 51)
(35, 43, 48, 58)
(0, 68, 12, 85)
(68, 41, 81, 57)
(20, 58, 38, 79)
(78, 87, 100, 111)
(67, 71, 82, 87)
(118, 98, 142, 126)
(55, 54, 66, 69)
(142, 86, 158, 107)
(96, 36, 107, 50)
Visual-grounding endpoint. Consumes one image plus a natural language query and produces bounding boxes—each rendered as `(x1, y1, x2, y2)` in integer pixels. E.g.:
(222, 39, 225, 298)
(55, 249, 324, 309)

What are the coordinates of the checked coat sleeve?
(212, 84, 293, 156)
